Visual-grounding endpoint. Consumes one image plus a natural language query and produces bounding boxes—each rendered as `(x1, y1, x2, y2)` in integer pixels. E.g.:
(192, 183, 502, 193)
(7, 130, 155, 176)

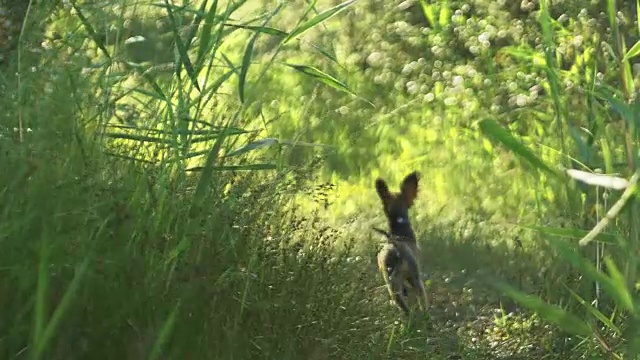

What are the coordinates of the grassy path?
(362, 229, 574, 360)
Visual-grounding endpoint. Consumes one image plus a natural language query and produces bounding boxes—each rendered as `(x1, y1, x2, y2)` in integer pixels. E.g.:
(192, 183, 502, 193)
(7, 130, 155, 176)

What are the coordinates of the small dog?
(374, 171, 430, 316)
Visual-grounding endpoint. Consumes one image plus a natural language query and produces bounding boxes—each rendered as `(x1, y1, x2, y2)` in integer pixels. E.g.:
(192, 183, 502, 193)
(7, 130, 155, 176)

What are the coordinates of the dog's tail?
(372, 227, 397, 244)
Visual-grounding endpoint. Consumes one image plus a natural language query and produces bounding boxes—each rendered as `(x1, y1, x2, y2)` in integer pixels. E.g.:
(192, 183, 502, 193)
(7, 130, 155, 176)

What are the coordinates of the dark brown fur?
(374, 171, 430, 315)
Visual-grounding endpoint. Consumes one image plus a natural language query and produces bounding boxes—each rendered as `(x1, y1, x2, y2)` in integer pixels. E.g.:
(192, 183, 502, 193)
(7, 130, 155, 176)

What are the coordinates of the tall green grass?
(4, 0, 640, 358)
(0, 1, 427, 359)
(478, 0, 640, 357)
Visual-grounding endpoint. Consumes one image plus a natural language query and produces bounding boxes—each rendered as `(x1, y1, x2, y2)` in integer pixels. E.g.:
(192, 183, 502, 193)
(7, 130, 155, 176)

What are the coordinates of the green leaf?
(239, 31, 259, 103)
(201, 67, 236, 98)
(605, 0, 617, 44)
(307, 42, 340, 65)
(525, 225, 621, 245)
(549, 238, 635, 313)
(438, 0, 451, 27)
(284, 63, 358, 98)
(34, 258, 90, 359)
(195, 0, 220, 70)
(124, 64, 169, 103)
(225, 23, 288, 37)
(148, 301, 181, 360)
(478, 119, 559, 178)
(568, 126, 592, 168)
(418, 0, 436, 28)
(185, 0, 213, 53)
(492, 279, 592, 337)
(186, 164, 277, 172)
(284, 0, 357, 44)
(566, 286, 621, 334)
(189, 120, 229, 216)
(104, 152, 156, 164)
(593, 84, 636, 129)
(499, 45, 536, 60)
(238, 4, 283, 103)
(106, 124, 250, 137)
(623, 57, 636, 95)
(225, 138, 329, 158)
(69, 1, 111, 60)
(627, 315, 640, 358)
(600, 139, 614, 174)
(226, 138, 280, 157)
(162, 0, 201, 92)
(104, 132, 172, 145)
(604, 256, 636, 315)
(33, 238, 50, 354)
(624, 41, 640, 61)
(637, 0, 640, 34)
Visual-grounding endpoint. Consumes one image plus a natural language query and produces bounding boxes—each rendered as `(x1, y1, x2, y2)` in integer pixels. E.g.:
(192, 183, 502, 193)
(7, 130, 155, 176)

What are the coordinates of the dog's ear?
(400, 171, 420, 206)
(375, 178, 391, 202)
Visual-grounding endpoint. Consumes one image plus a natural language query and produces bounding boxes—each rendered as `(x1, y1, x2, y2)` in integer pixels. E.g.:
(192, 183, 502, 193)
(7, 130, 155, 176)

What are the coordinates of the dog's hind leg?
(378, 244, 410, 315)
(404, 254, 429, 312)
(389, 269, 410, 315)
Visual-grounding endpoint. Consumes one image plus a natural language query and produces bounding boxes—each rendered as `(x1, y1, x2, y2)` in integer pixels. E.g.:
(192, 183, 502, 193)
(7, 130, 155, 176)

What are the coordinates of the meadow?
(1, 0, 640, 358)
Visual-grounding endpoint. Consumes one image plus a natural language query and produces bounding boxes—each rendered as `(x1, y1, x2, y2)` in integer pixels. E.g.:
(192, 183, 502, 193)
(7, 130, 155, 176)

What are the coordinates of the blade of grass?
(284, 63, 373, 107)
(492, 278, 592, 337)
(238, 4, 284, 103)
(189, 115, 238, 217)
(185, 0, 210, 53)
(593, 84, 636, 131)
(283, 0, 357, 44)
(538, 0, 572, 182)
(32, 237, 50, 355)
(225, 138, 279, 157)
(33, 258, 90, 360)
(438, 0, 450, 28)
(104, 132, 172, 144)
(125, 64, 170, 103)
(106, 124, 250, 136)
(418, 0, 436, 29)
(627, 315, 640, 358)
(306, 41, 340, 65)
(162, 0, 201, 92)
(148, 301, 181, 360)
(195, 0, 219, 70)
(239, 32, 259, 104)
(69, 1, 111, 60)
(550, 237, 635, 312)
(200, 67, 236, 107)
(637, 0, 640, 34)
(566, 286, 621, 334)
(478, 118, 559, 178)
(225, 24, 288, 37)
(525, 225, 621, 245)
(604, 256, 636, 314)
(186, 164, 277, 172)
(225, 137, 328, 158)
(623, 41, 640, 61)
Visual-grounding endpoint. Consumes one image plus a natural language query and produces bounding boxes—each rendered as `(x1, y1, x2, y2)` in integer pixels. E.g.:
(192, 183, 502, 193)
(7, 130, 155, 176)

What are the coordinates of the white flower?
(366, 52, 383, 67)
(515, 94, 528, 107)
(452, 75, 464, 87)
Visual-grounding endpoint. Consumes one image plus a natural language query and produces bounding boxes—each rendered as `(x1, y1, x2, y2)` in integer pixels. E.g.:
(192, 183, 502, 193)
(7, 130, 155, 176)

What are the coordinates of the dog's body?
(374, 172, 430, 315)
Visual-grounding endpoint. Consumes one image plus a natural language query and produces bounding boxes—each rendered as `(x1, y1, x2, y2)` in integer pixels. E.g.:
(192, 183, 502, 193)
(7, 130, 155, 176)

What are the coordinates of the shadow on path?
(409, 225, 578, 359)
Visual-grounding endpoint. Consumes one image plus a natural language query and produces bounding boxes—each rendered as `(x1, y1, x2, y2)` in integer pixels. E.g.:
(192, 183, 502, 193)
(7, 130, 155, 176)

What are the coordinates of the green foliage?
(3, 0, 640, 358)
